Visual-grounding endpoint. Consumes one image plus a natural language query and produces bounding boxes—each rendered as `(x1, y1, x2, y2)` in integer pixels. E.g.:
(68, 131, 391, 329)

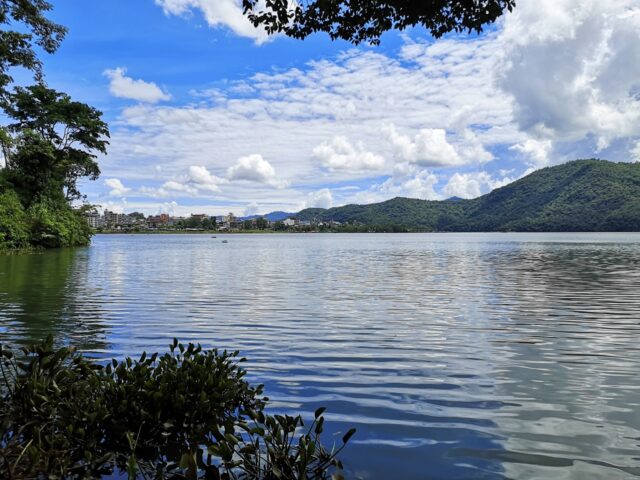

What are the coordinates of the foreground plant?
(0, 338, 354, 479)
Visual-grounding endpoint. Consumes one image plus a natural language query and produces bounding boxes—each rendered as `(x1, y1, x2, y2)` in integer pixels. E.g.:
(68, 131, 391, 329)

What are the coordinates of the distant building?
(85, 211, 103, 228)
(104, 210, 126, 228)
(221, 212, 241, 230)
(283, 218, 299, 227)
(146, 214, 170, 229)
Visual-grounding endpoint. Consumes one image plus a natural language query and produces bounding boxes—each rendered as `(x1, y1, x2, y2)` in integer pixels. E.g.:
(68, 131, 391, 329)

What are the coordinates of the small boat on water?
(211, 236, 217, 238)
(222, 240, 228, 243)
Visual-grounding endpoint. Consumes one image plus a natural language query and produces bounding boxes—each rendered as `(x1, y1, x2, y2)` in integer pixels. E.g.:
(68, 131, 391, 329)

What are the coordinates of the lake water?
(1, 233, 640, 479)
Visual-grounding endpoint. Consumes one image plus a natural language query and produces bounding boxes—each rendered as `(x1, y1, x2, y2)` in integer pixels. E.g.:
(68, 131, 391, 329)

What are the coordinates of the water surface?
(1, 233, 640, 479)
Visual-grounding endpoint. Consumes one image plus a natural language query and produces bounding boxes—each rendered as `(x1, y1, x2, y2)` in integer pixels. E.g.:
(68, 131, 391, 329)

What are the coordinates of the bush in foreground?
(0, 338, 354, 479)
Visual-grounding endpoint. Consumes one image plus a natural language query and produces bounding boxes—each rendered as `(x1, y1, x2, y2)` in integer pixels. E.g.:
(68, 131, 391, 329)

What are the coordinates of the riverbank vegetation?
(0, 338, 354, 479)
(0, 1, 109, 253)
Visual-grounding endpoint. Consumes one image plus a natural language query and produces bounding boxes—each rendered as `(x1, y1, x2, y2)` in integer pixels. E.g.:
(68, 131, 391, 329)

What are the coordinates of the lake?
(1, 233, 640, 479)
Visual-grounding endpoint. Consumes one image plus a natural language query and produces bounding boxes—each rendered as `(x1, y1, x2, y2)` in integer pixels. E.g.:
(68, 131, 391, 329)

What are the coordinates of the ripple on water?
(1, 233, 640, 479)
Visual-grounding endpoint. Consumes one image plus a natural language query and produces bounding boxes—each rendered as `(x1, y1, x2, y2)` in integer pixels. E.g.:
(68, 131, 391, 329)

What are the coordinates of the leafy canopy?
(242, 0, 516, 44)
(1, 84, 109, 205)
(0, 0, 66, 93)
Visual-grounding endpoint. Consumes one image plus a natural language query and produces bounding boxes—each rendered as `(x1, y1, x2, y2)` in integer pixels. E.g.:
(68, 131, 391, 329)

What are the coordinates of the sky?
(34, 0, 640, 216)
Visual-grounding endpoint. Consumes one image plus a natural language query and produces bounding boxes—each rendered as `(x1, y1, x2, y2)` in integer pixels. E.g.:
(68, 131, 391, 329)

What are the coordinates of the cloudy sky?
(41, 0, 640, 216)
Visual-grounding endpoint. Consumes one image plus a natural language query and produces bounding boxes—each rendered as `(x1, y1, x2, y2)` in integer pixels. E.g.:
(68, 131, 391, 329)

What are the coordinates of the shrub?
(0, 189, 30, 250)
(27, 199, 93, 248)
(0, 338, 354, 479)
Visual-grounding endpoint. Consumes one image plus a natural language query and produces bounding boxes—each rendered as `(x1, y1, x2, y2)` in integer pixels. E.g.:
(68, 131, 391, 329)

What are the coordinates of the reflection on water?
(1, 233, 640, 479)
(0, 247, 108, 352)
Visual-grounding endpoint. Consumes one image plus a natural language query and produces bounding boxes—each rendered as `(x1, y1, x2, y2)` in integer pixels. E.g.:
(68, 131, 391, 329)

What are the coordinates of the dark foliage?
(242, 0, 516, 44)
(297, 160, 640, 232)
(0, 338, 354, 479)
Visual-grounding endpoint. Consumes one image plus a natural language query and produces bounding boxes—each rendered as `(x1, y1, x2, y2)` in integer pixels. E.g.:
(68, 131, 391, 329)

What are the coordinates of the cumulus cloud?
(509, 138, 554, 167)
(105, 178, 131, 196)
(244, 202, 259, 216)
(313, 136, 385, 172)
(498, 0, 640, 144)
(632, 140, 640, 162)
(352, 167, 440, 204)
(162, 180, 198, 194)
(101, 200, 127, 214)
(227, 154, 287, 188)
(155, 0, 269, 43)
(384, 125, 464, 167)
(443, 172, 514, 199)
(159, 201, 179, 216)
(100, 0, 640, 211)
(188, 165, 225, 192)
(141, 166, 226, 198)
(104, 67, 171, 103)
(305, 189, 333, 209)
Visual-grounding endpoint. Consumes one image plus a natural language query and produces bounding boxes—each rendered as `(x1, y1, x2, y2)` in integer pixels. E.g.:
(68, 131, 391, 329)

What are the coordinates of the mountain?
(297, 159, 640, 231)
(242, 211, 294, 222)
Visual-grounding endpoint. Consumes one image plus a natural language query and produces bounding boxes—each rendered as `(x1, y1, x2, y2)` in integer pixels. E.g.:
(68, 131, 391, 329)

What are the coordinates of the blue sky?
(36, 0, 640, 216)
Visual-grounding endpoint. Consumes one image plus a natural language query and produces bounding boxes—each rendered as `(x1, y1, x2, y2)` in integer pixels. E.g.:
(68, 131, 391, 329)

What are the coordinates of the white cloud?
(509, 138, 554, 167)
(443, 172, 514, 199)
(138, 186, 170, 198)
(100, 200, 127, 214)
(244, 202, 259, 216)
(155, 0, 269, 43)
(104, 67, 171, 103)
(162, 180, 198, 194)
(305, 189, 333, 209)
(632, 140, 640, 162)
(313, 136, 385, 172)
(104, 178, 131, 196)
(352, 167, 440, 204)
(99, 0, 640, 211)
(188, 165, 225, 192)
(227, 154, 287, 188)
(385, 125, 464, 167)
(159, 201, 179, 216)
(498, 0, 640, 144)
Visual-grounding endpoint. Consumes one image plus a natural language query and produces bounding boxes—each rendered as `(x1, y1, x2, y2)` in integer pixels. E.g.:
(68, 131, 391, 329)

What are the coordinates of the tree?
(0, 0, 66, 95)
(1, 84, 109, 205)
(256, 216, 268, 230)
(185, 216, 201, 228)
(242, 0, 516, 45)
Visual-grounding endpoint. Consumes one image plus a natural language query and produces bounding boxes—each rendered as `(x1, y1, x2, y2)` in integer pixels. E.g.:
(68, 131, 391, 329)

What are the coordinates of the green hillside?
(297, 160, 640, 232)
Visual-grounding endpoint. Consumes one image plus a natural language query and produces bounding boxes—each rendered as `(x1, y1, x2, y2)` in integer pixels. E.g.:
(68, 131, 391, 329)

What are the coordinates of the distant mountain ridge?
(241, 211, 294, 222)
(296, 160, 640, 232)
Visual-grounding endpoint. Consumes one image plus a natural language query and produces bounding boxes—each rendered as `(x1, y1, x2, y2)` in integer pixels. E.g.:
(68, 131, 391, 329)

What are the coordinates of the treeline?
(0, 2, 109, 252)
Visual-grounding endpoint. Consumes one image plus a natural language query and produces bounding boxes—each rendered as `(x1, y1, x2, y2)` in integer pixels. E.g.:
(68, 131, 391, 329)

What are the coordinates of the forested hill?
(297, 160, 640, 232)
